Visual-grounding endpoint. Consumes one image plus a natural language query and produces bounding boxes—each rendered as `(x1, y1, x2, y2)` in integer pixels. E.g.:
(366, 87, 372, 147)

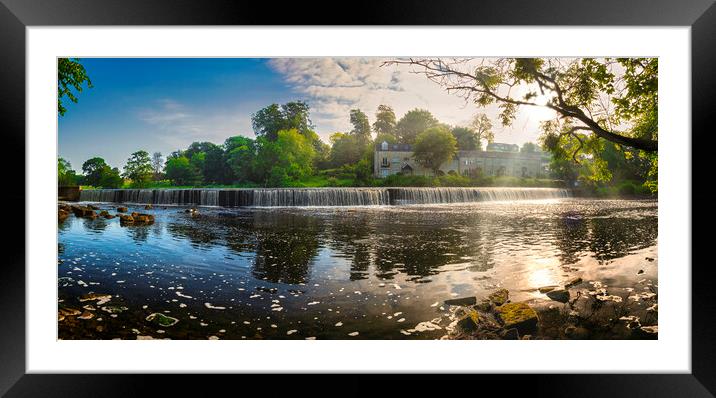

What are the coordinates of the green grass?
(81, 175, 565, 190)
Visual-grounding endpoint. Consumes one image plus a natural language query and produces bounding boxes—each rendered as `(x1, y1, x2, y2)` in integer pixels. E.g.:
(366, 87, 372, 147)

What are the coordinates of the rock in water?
(496, 302, 538, 334)
(564, 277, 583, 288)
(444, 296, 477, 306)
(546, 289, 570, 303)
(117, 206, 128, 213)
(146, 313, 179, 327)
(71, 205, 97, 218)
(119, 214, 134, 225)
(58, 209, 69, 222)
(134, 213, 155, 224)
(78, 311, 95, 320)
(538, 285, 558, 293)
(144, 204, 153, 209)
(456, 310, 480, 332)
(488, 289, 509, 306)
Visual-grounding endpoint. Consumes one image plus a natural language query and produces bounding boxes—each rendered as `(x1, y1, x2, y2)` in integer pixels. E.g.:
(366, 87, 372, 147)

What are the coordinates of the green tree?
(254, 129, 315, 186)
(58, 58, 93, 116)
(521, 142, 538, 153)
(98, 167, 123, 188)
(373, 105, 397, 137)
(251, 101, 313, 141)
(469, 113, 494, 147)
(412, 126, 458, 175)
(81, 157, 109, 187)
(349, 109, 371, 141)
(123, 150, 154, 187)
(395, 109, 439, 144)
(451, 127, 481, 151)
(58, 158, 79, 186)
(203, 143, 227, 184)
(329, 132, 364, 167)
(224, 136, 256, 183)
(165, 156, 202, 186)
(386, 58, 657, 152)
(151, 152, 164, 180)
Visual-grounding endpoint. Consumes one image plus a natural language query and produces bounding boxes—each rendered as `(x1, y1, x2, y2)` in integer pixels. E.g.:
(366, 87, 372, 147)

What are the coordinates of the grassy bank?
(81, 174, 565, 190)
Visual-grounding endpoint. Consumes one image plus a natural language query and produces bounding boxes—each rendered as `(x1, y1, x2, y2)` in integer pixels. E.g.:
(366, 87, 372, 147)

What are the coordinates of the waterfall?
(388, 187, 571, 205)
(78, 187, 570, 207)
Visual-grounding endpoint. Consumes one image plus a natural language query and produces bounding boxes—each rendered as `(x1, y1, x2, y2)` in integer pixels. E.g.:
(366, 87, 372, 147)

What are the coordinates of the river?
(58, 193, 657, 340)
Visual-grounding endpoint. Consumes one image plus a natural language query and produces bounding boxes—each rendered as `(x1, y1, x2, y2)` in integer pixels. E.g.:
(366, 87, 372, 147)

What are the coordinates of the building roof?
(375, 142, 413, 151)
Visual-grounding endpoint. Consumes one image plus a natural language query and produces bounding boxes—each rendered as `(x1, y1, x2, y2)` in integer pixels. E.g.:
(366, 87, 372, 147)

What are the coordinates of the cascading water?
(78, 187, 570, 207)
(387, 187, 571, 205)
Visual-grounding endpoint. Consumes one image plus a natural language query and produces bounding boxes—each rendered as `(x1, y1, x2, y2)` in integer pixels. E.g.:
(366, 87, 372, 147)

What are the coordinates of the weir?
(78, 187, 570, 207)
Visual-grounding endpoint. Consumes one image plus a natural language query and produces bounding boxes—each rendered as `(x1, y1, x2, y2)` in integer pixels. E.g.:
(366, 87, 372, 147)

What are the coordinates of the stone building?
(373, 141, 550, 178)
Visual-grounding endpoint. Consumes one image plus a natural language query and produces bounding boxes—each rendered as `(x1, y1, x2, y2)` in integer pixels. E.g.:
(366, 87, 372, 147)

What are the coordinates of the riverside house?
(373, 141, 550, 178)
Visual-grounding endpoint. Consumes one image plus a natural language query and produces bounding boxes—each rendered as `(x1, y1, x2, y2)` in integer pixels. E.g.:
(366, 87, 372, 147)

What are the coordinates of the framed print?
(2, 0, 714, 395)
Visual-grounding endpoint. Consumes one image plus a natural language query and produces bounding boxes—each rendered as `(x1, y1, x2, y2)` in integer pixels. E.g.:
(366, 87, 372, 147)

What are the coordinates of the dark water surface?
(58, 198, 658, 340)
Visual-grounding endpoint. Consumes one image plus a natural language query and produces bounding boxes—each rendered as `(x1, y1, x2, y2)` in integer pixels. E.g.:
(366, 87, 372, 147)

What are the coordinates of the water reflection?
(58, 199, 657, 340)
(62, 200, 658, 288)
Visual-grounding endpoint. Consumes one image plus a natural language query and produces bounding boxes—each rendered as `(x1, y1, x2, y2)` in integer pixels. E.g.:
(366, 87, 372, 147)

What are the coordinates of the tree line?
(59, 101, 523, 188)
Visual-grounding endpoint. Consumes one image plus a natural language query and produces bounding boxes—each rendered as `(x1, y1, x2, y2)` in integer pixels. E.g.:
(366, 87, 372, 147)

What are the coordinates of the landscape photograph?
(57, 57, 658, 340)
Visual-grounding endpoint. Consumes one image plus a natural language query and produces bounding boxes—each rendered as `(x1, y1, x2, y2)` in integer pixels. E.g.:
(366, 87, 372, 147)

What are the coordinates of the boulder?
(117, 206, 128, 213)
(546, 289, 570, 303)
(500, 328, 520, 340)
(58, 209, 69, 222)
(99, 210, 110, 217)
(564, 277, 583, 288)
(134, 213, 155, 224)
(119, 214, 134, 225)
(456, 310, 480, 332)
(564, 325, 590, 339)
(473, 299, 494, 312)
(496, 302, 538, 334)
(71, 206, 96, 218)
(144, 204, 153, 210)
(538, 285, 558, 293)
(488, 288, 509, 306)
(131, 212, 139, 218)
(444, 296, 477, 306)
(87, 204, 100, 210)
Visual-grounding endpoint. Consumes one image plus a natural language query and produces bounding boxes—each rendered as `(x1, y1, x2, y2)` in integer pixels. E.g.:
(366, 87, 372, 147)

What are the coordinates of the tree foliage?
(58, 158, 80, 186)
(470, 113, 494, 147)
(521, 142, 537, 153)
(395, 108, 439, 144)
(123, 150, 154, 187)
(412, 126, 458, 174)
(254, 129, 316, 186)
(251, 101, 313, 141)
(224, 136, 256, 183)
(165, 156, 202, 186)
(81, 157, 110, 187)
(151, 152, 164, 180)
(372, 105, 397, 137)
(451, 127, 480, 150)
(349, 109, 371, 141)
(385, 57, 658, 191)
(58, 58, 92, 116)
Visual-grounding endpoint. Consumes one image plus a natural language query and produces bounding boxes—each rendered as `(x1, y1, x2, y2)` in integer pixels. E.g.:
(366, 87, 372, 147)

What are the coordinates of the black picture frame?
(1, 0, 713, 395)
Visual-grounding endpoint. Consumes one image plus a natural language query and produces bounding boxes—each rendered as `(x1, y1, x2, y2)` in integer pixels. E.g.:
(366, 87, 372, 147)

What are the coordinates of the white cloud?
(268, 57, 555, 145)
(136, 99, 253, 150)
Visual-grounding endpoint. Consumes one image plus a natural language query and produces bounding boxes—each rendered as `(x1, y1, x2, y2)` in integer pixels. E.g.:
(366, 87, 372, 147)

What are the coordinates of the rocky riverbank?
(434, 255, 658, 339)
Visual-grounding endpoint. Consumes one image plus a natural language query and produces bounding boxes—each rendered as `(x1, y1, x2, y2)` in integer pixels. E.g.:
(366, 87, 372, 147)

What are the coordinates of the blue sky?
(59, 58, 549, 170)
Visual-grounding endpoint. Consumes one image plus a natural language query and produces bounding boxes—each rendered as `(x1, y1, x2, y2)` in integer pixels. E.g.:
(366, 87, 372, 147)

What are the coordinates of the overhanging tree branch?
(382, 58, 658, 152)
